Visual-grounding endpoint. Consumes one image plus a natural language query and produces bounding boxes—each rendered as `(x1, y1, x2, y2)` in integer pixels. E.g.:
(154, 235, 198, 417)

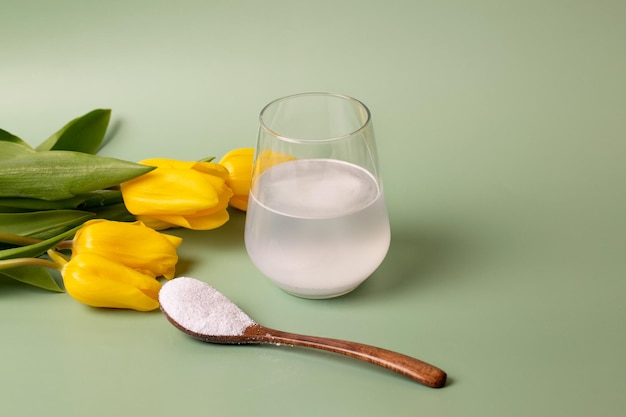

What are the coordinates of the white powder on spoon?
(159, 277, 255, 336)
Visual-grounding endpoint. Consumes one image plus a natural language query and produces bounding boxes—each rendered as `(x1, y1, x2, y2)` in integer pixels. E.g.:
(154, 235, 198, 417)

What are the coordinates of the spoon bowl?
(159, 277, 447, 388)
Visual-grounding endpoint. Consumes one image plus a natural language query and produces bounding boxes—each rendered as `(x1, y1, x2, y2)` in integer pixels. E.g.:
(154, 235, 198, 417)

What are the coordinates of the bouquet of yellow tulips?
(0, 109, 253, 311)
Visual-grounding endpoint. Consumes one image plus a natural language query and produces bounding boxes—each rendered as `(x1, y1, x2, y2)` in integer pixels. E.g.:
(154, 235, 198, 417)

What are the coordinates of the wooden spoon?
(159, 277, 447, 388)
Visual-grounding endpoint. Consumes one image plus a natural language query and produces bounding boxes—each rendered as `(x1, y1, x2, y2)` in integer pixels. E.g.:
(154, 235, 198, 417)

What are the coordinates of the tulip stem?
(0, 257, 62, 271)
(0, 232, 41, 246)
(56, 240, 73, 250)
(0, 232, 73, 250)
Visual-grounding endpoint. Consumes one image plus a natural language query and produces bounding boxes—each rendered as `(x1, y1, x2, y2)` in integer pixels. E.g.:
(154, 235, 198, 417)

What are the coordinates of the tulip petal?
(73, 219, 181, 278)
(146, 209, 229, 230)
(121, 168, 220, 215)
(228, 195, 248, 211)
(138, 215, 190, 229)
(191, 161, 230, 179)
(219, 148, 253, 195)
(185, 210, 230, 230)
(121, 158, 237, 231)
(139, 158, 196, 170)
(161, 233, 183, 248)
(134, 216, 177, 231)
(63, 253, 161, 311)
(145, 184, 231, 230)
(204, 174, 228, 192)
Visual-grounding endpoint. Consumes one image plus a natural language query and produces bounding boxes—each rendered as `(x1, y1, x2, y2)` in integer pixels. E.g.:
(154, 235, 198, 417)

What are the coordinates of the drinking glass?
(244, 92, 390, 298)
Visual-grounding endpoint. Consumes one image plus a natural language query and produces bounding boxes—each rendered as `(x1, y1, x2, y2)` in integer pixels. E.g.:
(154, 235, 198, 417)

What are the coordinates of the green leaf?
(0, 210, 95, 240)
(91, 202, 135, 222)
(0, 224, 82, 261)
(0, 128, 33, 148)
(0, 150, 154, 200)
(76, 189, 125, 209)
(0, 266, 64, 292)
(0, 140, 36, 160)
(0, 190, 125, 211)
(36, 109, 111, 154)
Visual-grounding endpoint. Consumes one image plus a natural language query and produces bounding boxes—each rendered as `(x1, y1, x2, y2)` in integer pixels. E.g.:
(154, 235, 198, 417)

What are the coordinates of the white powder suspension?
(159, 277, 255, 336)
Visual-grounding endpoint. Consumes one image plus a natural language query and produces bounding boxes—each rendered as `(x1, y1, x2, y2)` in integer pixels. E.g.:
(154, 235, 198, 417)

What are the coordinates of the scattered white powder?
(159, 277, 255, 336)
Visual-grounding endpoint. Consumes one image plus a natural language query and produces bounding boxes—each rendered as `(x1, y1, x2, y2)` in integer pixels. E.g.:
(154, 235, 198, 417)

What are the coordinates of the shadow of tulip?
(171, 257, 196, 277)
(169, 208, 247, 276)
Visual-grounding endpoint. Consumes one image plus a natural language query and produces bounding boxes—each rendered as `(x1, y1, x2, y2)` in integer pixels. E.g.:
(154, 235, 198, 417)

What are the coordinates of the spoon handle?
(247, 325, 447, 388)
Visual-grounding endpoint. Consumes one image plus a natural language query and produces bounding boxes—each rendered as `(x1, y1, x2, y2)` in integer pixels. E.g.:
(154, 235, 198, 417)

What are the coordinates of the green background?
(1, 1, 625, 416)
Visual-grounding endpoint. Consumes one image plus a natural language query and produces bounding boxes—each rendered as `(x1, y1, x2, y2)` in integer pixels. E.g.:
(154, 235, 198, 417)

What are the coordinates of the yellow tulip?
(54, 218, 183, 311)
(219, 148, 254, 211)
(72, 219, 182, 279)
(62, 252, 162, 311)
(120, 158, 233, 230)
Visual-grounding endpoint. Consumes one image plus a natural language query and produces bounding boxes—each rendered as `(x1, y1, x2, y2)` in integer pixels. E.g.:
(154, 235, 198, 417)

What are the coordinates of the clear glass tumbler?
(244, 92, 390, 298)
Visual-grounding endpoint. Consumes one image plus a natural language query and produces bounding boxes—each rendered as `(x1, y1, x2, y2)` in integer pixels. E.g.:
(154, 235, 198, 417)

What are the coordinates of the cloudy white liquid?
(245, 159, 390, 298)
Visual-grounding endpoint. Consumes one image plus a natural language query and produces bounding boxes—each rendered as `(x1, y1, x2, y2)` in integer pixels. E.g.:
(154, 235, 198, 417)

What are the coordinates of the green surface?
(1, 0, 625, 416)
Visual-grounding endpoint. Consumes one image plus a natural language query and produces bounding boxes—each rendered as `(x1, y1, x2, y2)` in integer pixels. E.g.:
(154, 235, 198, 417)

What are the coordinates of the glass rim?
(259, 92, 372, 143)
